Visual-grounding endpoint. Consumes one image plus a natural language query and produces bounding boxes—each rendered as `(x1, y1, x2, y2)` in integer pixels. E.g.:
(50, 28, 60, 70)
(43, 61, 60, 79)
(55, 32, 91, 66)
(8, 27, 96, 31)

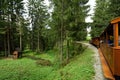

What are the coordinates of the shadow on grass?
(24, 55, 52, 66)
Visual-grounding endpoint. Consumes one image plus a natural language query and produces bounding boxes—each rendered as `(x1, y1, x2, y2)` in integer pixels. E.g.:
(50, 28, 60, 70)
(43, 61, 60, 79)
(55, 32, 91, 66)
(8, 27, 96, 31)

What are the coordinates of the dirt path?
(78, 42, 107, 80)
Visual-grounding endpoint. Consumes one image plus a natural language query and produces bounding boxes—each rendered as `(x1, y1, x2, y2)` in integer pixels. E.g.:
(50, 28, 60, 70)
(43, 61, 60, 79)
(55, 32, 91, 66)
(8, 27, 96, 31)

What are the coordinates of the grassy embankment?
(0, 46, 95, 80)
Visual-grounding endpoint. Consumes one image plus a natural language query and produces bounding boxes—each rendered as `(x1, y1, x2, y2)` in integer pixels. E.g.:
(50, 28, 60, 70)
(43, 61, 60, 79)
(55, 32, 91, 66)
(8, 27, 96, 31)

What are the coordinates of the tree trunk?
(7, 15, 11, 56)
(17, 14, 22, 52)
(66, 39, 69, 63)
(4, 34, 7, 57)
(19, 20, 22, 51)
(60, 0, 64, 66)
(7, 29, 10, 56)
(31, 32, 34, 50)
(20, 31, 22, 51)
(37, 31, 40, 53)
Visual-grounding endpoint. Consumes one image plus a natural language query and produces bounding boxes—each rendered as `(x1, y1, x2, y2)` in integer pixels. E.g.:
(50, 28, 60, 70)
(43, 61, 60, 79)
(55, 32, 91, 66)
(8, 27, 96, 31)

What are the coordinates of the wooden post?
(114, 23, 118, 47)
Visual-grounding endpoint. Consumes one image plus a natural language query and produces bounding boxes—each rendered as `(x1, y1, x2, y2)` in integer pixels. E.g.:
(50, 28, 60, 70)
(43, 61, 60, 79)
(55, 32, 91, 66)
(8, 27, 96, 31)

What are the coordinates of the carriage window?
(103, 33, 106, 43)
(118, 22, 120, 46)
(107, 24, 114, 46)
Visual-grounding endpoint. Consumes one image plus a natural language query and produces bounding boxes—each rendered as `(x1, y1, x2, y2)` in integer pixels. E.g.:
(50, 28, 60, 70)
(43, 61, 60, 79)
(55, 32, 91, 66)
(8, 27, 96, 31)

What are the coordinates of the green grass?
(46, 48, 95, 80)
(0, 58, 53, 80)
(23, 50, 55, 62)
(0, 48, 95, 80)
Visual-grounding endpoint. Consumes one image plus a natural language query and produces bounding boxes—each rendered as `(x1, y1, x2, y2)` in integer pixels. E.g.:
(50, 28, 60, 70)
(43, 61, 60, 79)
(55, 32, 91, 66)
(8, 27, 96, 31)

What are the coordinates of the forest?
(0, 0, 120, 79)
(0, 0, 89, 64)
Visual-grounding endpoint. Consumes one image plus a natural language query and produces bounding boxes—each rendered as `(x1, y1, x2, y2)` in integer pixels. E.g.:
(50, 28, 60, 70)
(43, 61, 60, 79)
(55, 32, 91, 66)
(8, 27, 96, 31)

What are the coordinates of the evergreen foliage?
(49, 0, 89, 65)
(0, 0, 26, 56)
(0, 0, 89, 66)
(92, 0, 120, 37)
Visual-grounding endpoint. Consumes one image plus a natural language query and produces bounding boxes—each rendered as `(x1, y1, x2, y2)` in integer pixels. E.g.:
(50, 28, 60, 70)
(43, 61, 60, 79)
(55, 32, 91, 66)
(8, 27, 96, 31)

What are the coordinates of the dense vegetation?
(0, 0, 90, 66)
(0, 0, 26, 56)
(1, 0, 120, 79)
(91, 0, 120, 37)
(0, 46, 94, 80)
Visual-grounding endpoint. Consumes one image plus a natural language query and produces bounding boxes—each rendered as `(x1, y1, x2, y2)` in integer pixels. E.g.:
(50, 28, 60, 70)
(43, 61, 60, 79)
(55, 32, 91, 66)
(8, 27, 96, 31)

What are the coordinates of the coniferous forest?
(0, 0, 120, 80)
(0, 0, 89, 62)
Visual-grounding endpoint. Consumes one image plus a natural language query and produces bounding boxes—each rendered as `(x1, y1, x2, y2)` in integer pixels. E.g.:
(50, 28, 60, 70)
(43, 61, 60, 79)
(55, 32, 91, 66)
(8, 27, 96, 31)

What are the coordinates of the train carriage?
(90, 37, 100, 48)
(99, 17, 120, 80)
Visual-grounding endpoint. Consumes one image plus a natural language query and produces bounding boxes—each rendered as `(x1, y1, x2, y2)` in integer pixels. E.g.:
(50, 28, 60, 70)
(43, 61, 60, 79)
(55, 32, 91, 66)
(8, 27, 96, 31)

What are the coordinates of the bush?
(69, 42, 87, 58)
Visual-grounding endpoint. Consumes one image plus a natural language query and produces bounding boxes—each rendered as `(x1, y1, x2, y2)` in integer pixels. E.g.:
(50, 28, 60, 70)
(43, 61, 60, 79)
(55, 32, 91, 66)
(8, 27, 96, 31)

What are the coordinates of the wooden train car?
(99, 17, 120, 80)
(90, 37, 100, 48)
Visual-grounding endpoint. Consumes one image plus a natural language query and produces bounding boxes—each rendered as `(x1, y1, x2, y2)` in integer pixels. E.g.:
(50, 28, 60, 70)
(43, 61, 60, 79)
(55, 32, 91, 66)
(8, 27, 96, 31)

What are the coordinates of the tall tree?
(50, 0, 89, 65)
(108, 0, 120, 18)
(92, 0, 110, 37)
(28, 0, 49, 53)
(92, 0, 120, 37)
(0, 0, 26, 56)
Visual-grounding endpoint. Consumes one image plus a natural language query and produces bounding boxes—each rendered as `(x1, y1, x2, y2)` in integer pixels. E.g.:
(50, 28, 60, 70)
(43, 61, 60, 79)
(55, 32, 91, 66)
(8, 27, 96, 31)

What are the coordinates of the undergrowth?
(0, 46, 95, 80)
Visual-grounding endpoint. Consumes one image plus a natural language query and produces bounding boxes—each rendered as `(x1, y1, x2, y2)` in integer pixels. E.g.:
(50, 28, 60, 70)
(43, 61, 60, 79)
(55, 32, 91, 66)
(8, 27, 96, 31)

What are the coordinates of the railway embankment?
(79, 42, 107, 80)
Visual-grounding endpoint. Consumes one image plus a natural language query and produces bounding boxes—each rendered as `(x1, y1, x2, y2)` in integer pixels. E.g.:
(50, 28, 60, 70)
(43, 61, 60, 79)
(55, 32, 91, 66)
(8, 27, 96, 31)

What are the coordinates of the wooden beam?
(111, 17, 120, 24)
(113, 23, 118, 47)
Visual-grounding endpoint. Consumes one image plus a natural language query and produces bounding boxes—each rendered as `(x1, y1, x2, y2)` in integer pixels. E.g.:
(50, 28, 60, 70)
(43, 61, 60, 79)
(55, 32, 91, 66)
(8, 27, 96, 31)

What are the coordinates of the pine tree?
(92, 0, 110, 37)
(0, 0, 26, 56)
(28, 0, 49, 53)
(108, 0, 120, 18)
(50, 0, 89, 66)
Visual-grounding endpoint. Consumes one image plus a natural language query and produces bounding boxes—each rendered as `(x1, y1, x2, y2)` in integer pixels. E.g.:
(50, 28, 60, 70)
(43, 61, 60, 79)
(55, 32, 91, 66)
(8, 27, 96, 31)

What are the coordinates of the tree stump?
(13, 51, 18, 59)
